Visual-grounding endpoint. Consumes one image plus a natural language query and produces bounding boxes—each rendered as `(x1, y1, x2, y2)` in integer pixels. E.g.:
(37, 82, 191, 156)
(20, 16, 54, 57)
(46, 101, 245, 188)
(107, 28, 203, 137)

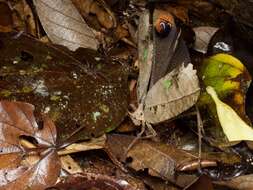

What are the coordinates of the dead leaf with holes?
(130, 10, 200, 125)
(33, 0, 99, 51)
(106, 134, 200, 187)
(0, 101, 61, 190)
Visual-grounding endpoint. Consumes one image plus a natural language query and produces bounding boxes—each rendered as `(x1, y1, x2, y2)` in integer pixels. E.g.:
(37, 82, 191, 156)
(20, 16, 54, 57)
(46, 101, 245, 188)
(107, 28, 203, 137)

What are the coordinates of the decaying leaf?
(60, 155, 83, 174)
(72, 0, 116, 29)
(0, 2, 13, 32)
(193, 26, 219, 54)
(130, 9, 200, 125)
(73, 152, 146, 190)
(106, 134, 242, 187)
(136, 9, 152, 102)
(106, 134, 202, 187)
(143, 63, 200, 124)
(0, 32, 128, 142)
(207, 86, 253, 141)
(34, 0, 99, 51)
(164, 4, 189, 24)
(48, 173, 138, 190)
(185, 175, 214, 190)
(142, 175, 181, 190)
(215, 174, 253, 190)
(198, 53, 252, 147)
(58, 135, 106, 155)
(0, 101, 61, 190)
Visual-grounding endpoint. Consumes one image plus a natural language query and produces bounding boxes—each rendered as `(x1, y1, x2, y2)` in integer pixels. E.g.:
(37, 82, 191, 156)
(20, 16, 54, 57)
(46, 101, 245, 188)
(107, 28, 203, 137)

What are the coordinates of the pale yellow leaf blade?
(206, 86, 253, 141)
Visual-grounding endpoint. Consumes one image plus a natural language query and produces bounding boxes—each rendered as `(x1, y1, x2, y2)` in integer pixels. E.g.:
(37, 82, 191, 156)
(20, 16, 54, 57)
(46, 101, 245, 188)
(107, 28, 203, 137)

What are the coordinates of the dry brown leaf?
(144, 63, 200, 124)
(215, 174, 253, 190)
(0, 2, 13, 32)
(0, 101, 61, 190)
(11, 0, 37, 36)
(106, 134, 199, 187)
(60, 155, 83, 174)
(193, 26, 219, 54)
(72, 0, 116, 29)
(58, 135, 106, 155)
(165, 5, 189, 24)
(185, 175, 213, 190)
(34, 0, 98, 50)
(90, 1, 114, 29)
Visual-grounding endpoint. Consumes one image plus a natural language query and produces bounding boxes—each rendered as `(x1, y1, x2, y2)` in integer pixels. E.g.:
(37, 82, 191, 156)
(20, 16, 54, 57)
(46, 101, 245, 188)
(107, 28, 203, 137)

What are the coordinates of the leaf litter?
(1, 0, 253, 189)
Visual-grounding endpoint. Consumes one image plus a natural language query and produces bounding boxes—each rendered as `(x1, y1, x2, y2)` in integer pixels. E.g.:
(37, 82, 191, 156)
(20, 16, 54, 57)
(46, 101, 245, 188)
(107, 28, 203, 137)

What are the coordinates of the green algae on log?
(0, 32, 129, 143)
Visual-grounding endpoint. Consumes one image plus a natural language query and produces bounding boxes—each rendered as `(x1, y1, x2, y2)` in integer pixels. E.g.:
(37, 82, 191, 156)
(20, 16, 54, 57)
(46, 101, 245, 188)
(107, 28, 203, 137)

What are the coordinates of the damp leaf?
(34, 0, 98, 51)
(0, 32, 128, 143)
(50, 173, 139, 190)
(206, 86, 253, 141)
(0, 101, 61, 190)
(198, 53, 252, 147)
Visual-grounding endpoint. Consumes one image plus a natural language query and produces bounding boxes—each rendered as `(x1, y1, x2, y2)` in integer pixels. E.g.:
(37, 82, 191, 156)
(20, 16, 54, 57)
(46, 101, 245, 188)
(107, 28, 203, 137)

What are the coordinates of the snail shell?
(155, 14, 174, 37)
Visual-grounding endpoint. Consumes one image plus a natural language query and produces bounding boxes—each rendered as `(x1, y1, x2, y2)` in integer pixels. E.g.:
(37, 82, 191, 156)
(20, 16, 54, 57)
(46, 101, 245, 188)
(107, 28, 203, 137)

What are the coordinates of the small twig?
(105, 148, 128, 173)
(123, 123, 146, 159)
(121, 37, 137, 48)
(196, 105, 204, 172)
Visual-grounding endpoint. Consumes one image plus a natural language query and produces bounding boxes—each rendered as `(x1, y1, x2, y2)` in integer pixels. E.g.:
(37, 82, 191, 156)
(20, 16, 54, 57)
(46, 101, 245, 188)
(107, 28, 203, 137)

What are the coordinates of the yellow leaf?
(210, 53, 245, 71)
(206, 86, 253, 141)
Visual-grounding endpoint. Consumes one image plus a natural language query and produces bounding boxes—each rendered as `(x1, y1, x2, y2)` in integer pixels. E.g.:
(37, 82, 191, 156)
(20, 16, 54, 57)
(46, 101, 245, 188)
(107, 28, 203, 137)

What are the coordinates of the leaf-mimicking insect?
(155, 14, 173, 37)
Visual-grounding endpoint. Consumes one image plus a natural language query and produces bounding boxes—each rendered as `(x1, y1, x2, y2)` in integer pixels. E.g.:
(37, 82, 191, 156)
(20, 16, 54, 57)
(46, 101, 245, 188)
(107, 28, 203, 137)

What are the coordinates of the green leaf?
(198, 53, 252, 147)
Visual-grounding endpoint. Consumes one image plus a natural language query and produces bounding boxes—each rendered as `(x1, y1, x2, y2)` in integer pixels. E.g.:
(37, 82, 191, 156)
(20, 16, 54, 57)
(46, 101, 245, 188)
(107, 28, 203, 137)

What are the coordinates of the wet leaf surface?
(1, 1, 253, 189)
(48, 173, 139, 190)
(0, 32, 129, 143)
(0, 101, 61, 190)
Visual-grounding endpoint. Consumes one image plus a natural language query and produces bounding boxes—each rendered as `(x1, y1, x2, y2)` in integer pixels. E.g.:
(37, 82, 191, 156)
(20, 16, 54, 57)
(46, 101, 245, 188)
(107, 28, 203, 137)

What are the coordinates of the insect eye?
(155, 20, 172, 37)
